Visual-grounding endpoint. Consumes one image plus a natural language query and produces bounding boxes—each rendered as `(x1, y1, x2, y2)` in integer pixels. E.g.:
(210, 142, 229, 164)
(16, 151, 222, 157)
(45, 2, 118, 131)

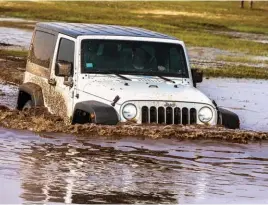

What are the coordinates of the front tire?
(72, 109, 92, 124)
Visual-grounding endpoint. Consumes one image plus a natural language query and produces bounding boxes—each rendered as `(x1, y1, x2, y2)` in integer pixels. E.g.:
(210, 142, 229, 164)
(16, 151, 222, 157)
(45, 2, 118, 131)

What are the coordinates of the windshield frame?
(79, 36, 190, 78)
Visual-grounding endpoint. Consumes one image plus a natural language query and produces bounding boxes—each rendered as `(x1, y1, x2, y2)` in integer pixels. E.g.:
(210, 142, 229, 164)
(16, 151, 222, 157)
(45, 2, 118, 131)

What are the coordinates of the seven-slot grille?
(141, 106, 197, 125)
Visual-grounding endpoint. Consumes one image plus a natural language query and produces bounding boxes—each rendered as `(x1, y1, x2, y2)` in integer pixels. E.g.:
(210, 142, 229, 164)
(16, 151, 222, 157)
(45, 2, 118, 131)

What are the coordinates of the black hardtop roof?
(36, 22, 178, 40)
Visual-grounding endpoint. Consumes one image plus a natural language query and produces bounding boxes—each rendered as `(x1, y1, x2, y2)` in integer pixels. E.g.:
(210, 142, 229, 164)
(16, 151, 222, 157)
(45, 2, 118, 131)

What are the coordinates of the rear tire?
(22, 100, 33, 111)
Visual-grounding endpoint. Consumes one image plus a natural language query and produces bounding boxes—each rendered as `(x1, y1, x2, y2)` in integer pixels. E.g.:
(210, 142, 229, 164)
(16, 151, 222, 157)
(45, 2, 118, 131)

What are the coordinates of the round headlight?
(198, 107, 213, 123)
(122, 104, 137, 120)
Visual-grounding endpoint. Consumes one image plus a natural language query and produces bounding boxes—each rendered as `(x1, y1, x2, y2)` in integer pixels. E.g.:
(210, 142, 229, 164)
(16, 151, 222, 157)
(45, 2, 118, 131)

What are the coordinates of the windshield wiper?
(93, 70, 131, 81)
(114, 73, 131, 81)
(157, 76, 175, 84)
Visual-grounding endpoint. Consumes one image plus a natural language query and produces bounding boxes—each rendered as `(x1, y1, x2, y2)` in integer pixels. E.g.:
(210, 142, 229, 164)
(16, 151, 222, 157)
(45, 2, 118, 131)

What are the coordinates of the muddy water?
(0, 27, 32, 49)
(0, 128, 268, 204)
(198, 78, 268, 132)
(0, 82, 18, 108)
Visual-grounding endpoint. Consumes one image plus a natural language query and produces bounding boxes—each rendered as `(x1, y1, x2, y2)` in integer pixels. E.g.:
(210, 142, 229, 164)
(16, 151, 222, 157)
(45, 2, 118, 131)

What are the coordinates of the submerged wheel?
(22, 100, 33, 111)
(72, 109, 92, 124)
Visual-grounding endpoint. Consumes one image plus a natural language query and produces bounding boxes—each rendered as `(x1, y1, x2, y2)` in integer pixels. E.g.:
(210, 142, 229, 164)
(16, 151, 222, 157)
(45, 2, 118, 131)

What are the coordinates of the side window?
(30, 31, 55, 68)
(55, 38, 75, 76)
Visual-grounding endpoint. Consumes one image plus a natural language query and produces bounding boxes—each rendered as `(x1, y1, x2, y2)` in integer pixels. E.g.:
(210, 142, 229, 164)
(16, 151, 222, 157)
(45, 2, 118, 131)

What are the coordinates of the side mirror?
(191, 69, 203, 86)
(55, 61, 72, 77)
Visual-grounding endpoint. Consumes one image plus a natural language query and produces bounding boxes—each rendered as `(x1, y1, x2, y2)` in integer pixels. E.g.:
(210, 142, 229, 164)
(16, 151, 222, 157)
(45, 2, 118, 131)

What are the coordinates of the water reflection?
(0, 27, 32, 49)
(19, 134, 178, 204)
(0, 128, 268, 203)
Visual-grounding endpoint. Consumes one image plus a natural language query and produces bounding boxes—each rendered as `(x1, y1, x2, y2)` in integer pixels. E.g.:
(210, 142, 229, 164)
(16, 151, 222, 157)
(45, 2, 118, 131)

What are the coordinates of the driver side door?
(48, 34, 76, 121)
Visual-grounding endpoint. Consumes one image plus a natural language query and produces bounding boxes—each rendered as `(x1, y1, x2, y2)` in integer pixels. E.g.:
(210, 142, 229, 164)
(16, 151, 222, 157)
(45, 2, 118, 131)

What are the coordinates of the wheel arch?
(217, 107, 240, 129)
(72, 100, 119, 125)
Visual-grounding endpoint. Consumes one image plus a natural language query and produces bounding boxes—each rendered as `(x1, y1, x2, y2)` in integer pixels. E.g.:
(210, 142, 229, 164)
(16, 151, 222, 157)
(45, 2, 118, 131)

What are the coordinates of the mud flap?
(218, 107, 240, 129)
(74, 101, 119, 125)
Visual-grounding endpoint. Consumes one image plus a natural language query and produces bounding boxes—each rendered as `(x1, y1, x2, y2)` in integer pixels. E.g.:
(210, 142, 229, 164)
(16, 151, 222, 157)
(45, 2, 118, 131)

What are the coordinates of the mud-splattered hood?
(77, 75, 213, 105)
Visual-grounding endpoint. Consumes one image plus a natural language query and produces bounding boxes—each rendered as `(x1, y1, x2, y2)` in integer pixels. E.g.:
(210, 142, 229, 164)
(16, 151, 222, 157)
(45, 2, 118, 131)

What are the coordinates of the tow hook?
(111, 95, 120, 107)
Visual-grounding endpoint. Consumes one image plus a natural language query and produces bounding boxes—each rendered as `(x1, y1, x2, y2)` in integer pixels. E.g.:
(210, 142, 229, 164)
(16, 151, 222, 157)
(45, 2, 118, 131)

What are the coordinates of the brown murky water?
(0, 27, 32, 49)
(0, 128, 268, 203)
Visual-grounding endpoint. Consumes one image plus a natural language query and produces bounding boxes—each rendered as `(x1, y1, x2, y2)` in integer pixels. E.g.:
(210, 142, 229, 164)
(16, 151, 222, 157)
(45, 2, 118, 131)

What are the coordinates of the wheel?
(72, 109, 91, 124)
(22, 100, 33, 111)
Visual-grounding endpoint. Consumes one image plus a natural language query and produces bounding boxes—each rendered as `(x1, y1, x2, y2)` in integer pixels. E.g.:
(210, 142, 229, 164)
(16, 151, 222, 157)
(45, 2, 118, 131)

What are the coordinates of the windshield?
(81, 40, 189, 78)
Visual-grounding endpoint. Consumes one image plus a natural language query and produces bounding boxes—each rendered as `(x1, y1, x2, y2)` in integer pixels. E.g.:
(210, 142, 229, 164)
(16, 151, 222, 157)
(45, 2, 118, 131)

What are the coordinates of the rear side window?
(30, 30, 55, 68)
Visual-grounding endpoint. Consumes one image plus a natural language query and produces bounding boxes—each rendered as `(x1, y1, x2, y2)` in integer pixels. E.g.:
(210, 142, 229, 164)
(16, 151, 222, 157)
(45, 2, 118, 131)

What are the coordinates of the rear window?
(29, 30, 55, 68)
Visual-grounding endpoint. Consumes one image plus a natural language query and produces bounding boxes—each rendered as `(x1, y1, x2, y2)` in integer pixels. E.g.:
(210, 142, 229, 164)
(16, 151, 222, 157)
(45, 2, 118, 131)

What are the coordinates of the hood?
(77, 74, 213, 106)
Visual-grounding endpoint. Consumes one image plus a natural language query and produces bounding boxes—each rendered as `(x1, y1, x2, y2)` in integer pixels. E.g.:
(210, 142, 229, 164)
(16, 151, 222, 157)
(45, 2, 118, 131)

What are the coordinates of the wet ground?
(214, 31, 268, 44)
(188, 47, 268, 69)
(0, 128, 267, 203)
(0, 58, 25, 84)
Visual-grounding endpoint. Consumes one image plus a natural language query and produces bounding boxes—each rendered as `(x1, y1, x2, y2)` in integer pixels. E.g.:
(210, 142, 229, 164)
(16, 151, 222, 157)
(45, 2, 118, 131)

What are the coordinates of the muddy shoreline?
(0, 57, 25, 85)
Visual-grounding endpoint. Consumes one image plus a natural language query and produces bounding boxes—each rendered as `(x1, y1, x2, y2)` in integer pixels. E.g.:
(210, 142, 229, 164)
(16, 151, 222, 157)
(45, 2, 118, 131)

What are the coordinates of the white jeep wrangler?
(16, 22, 239, 129)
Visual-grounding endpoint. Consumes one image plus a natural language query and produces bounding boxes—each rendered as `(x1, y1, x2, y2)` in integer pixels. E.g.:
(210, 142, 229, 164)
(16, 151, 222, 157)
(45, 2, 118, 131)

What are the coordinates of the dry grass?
(202, 65, 268, 79)
(216, 55, 268, 64)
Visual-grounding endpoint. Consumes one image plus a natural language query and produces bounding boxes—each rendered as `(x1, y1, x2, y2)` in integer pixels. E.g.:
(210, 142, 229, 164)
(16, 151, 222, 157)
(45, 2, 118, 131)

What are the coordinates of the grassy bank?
(0, 1, 268, 56)
(203, 65, 268, 80)
(216, 55, 268, 64)
(0, 49, 27, 58)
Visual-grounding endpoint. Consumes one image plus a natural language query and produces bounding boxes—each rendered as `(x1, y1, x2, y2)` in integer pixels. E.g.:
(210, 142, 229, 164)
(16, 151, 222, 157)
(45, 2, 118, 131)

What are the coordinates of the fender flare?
(217, 107, 240, 129)
(17, 82, 44, 109)
(73, 101, 119, 125)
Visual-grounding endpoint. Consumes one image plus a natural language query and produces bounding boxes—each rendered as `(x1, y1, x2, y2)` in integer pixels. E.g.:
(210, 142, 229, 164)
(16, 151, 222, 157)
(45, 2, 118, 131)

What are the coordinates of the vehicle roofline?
(36, 22, 178, 40)
(77, 35, 184, 45)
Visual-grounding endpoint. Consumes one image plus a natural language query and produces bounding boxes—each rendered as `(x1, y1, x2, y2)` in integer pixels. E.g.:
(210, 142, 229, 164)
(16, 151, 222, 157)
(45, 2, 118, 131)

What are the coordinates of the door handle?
(48, 78, 57, 86)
